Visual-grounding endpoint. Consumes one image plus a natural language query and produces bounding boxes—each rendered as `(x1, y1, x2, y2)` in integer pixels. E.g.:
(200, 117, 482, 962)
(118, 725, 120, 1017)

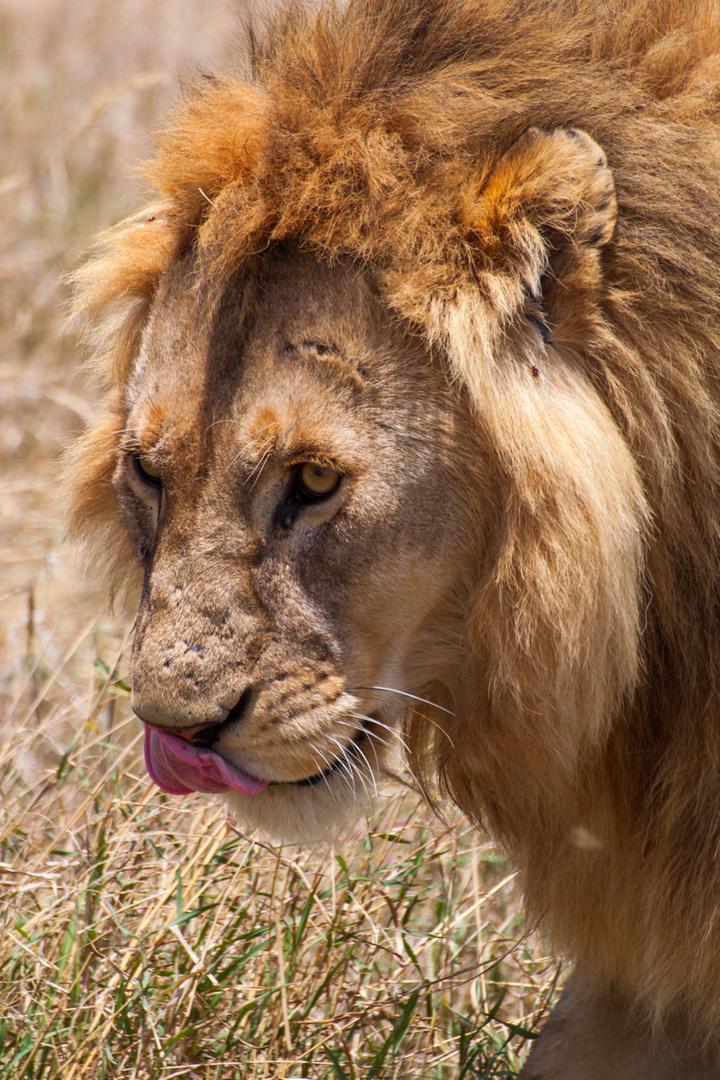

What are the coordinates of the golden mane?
(68, 0, 720, 1056)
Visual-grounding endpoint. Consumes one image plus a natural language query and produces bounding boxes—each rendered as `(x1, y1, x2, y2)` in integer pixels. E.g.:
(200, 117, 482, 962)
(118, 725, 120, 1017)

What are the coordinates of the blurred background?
(0, 2, 558, 1076)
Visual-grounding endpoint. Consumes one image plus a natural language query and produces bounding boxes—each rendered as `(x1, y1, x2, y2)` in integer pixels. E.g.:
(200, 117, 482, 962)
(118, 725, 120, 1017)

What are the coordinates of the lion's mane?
(68, 0, 720, 1040)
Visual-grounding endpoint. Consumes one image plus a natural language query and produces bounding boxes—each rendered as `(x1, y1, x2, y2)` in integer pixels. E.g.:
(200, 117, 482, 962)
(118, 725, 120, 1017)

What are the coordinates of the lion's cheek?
(298, 529, 467, 694)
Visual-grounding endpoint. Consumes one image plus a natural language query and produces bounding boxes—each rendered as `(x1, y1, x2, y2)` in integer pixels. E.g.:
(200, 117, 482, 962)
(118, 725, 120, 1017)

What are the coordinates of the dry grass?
(0, 1, 562, 1075)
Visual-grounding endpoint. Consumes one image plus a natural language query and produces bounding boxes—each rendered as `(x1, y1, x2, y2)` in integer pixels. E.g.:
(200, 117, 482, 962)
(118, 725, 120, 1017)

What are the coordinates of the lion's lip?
(143, 725, 269, 797)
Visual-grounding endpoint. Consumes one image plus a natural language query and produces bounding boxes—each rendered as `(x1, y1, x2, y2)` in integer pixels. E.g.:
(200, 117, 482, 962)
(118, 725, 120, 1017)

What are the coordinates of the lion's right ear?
(427, 125, 618, 414)
(464, 126, 616, 302)
(456, 126, 617, 358)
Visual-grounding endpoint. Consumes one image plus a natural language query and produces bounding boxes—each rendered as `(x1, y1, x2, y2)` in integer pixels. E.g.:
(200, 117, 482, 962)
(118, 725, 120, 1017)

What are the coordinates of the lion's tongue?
(143, 726, 268, 797)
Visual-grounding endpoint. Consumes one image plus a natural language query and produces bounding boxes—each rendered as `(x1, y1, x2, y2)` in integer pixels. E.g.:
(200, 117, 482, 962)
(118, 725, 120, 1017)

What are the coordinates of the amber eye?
(130, 451, 162, 489)
(297, 462, 342, 499)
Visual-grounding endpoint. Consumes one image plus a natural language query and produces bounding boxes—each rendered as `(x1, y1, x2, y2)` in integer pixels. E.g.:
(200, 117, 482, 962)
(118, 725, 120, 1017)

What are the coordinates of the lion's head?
(68, 0, 720, 1054)
(68, 122, 647, 845)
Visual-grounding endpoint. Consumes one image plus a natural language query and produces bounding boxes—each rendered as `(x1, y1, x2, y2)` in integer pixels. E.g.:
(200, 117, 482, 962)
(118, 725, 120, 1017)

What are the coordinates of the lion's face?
(118, 248, 476, 838)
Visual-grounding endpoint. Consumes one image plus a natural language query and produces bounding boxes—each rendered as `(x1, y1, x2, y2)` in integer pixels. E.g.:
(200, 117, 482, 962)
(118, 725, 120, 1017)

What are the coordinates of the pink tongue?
(143, 725, 269, 797)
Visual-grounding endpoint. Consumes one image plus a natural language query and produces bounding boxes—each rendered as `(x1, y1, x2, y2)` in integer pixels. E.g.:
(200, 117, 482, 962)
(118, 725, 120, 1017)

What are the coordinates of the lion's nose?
(135, 686, 255, 743)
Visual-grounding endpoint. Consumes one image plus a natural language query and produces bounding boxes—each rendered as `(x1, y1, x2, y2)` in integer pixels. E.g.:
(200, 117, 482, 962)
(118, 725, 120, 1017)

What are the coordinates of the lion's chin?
(223, 780, 372, 846)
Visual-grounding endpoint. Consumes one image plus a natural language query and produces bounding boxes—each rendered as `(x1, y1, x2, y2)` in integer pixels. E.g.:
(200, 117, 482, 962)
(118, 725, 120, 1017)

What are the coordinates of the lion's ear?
(464, 126, 617, 248)
(460, 126, 617, 338)
(434, 126, 618, 408)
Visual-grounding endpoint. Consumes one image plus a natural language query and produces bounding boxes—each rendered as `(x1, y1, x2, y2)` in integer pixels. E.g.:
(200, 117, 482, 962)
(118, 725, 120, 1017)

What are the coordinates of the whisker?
(348, 685, 455, 717)
(339, 715, 424, 791)
(307, 745, 339, 801)
(363, 728, 382, 777)
(338, 738, 374, 803)
(208, 417, 276, 437)
(331, 722, 380, 798)
(334, 715, 406, 761)
(347, 713, 412, 757)
(349, 742, 378, 800)
(353, 693, 443, 727)
(326, 736, 359, 799)
(228, 432, 274, 474)
(293, 740, 340, 802)
(350, 696, 455, 749)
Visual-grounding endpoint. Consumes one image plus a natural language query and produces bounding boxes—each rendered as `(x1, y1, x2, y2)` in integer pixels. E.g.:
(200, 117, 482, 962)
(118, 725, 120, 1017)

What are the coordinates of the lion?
(65, 0, 720, 1075)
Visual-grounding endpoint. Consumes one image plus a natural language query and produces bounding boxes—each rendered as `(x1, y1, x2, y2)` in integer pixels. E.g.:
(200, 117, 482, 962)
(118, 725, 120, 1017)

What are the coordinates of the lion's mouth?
(143, 726, 269, 797)
(143, 720, 373, 796)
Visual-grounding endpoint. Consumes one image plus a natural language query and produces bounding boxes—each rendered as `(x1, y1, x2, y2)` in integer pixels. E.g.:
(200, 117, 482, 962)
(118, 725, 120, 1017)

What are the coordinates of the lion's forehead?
(126, 249, 455, 477)
(128, 336, 375, 486)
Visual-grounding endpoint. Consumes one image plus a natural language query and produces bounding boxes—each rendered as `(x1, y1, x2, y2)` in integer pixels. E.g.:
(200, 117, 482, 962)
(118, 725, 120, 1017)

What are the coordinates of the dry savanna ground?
(0, 2, 563, 1076)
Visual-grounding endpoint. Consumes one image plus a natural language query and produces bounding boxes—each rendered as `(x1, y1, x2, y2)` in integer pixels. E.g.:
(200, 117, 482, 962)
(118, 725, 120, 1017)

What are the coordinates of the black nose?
(168, 687, 255, 746)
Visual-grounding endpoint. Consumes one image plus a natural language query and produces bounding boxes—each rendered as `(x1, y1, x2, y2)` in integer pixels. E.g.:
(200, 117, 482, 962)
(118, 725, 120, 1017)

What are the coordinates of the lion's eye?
(130, 451, 162, 490)
(296, 463, 342, 499)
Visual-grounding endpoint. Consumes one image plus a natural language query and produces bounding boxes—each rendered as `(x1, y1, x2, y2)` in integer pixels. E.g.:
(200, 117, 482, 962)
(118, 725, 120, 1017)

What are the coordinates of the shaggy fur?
(67, 0, 720, 1072)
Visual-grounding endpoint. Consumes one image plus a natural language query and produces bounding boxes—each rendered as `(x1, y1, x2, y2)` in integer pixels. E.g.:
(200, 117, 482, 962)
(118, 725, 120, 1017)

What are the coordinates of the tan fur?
(67, 0, 720, 1073)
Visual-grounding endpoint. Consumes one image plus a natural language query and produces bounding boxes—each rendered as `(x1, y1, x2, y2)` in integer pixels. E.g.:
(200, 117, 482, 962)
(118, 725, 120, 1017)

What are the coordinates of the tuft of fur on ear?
(421, 128, 648, 821)
(458, 126, 618, 345)
(464, 126, 617, 247)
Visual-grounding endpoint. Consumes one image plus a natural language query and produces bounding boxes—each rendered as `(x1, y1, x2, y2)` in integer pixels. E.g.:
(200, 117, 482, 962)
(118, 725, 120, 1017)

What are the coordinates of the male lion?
(67, 0, 720, 1075)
